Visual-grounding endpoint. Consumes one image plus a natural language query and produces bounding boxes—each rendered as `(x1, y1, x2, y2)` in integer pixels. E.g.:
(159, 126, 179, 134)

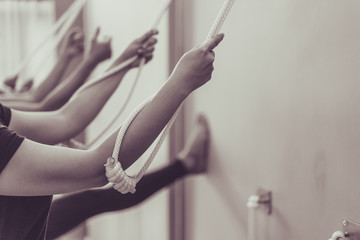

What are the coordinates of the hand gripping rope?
(12, 0, 87, 88)
(105, 0, 236, 194)
(67, 0, 175, 150)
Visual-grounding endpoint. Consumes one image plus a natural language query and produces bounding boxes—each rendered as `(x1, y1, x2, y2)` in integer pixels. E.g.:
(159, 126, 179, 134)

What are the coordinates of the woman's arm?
(96, 34, 224, 169)
(4, 29, 156, 112)
(7, 28, 112, 112)
(0, 29, 84, 103)
(0, 34, 224, 197)
(9, 30, 159, 144)
(0, 139, 105, 196)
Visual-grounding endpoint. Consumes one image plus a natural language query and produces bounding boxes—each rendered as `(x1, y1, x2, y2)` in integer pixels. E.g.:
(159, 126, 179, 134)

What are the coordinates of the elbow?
(93, 174, 109, 188)
(41, 111, 80, 145)
(87, 149, 110, 188)
(85, 167, 109, 190)
(57, 109, 87, 140)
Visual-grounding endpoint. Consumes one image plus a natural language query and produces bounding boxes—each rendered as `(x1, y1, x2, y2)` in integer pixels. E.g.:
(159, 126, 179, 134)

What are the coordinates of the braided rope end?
(104, 157, 138, 194)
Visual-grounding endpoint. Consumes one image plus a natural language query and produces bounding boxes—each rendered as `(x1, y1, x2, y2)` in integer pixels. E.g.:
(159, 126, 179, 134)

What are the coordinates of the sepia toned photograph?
(0, 0, 359, 239)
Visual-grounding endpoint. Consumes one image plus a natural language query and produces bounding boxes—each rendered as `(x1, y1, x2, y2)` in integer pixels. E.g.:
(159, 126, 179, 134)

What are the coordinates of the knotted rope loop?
(106, 0, 235, 194)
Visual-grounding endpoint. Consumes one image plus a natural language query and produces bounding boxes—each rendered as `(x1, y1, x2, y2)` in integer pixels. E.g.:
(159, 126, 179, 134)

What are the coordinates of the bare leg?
(3, 75, 18, 91)
(18, 79, 34, 93)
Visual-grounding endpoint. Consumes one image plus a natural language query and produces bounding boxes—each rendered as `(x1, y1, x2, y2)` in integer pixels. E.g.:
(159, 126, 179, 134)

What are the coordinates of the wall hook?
(329, 231, 348, 240)
(330, 219, 360, 240)
(246, 188, 272, 215)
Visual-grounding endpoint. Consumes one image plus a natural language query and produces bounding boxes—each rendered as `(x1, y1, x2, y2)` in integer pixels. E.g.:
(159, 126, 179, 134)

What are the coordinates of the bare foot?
(18, 79, 34, 93)
(3, 75, 18, 90)
(176, 115, 210, 174)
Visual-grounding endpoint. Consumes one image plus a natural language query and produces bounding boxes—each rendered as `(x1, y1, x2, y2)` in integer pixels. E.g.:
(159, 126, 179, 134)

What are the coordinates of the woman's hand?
(112, 29, 159, 69)
(169, 33, 225, 94)
(61, 28, 84, 58)
(86, 27, 112, 64)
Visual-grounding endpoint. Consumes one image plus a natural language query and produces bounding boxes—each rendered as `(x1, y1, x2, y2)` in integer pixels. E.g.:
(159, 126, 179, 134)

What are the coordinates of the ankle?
(175, 154, 193, 174)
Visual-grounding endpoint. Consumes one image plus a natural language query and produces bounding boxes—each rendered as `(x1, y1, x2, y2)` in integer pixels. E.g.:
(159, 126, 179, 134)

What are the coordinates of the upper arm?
(9, 109, 80, 145)
(0, 139, 107, 196)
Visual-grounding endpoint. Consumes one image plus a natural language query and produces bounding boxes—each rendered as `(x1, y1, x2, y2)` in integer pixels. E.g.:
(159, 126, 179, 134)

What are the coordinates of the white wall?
(180, 0, 360, 239)
(83, 1, 170, 239)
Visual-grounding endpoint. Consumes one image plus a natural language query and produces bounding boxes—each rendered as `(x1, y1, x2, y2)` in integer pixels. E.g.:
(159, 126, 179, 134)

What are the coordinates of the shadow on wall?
(207, 146, 247, 227)
(184, 120, 248, 236)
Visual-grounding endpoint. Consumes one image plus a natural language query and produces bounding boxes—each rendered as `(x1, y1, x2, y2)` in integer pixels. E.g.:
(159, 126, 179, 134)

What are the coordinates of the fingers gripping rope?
(106, 0, 235, 194)
(91, 0, 175, 146)
(13, 0, 87, 86)
(66, 0, 174, 150)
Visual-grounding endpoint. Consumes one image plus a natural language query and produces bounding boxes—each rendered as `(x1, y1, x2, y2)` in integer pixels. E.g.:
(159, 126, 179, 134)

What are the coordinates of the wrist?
(112, 55, 130, 67)
(84, 57, 100, 68)
(59, 52, 73, 61)
(107, 60, 131, 73)
(168, 75, 193, 97)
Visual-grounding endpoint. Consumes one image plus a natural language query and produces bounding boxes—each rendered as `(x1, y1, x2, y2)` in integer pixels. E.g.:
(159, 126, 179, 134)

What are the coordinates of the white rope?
(151, 0, 174, 29)
(12, 0, 87, 80)
(67, 0, 175, 149)
(89, 0, 175, 146)
(329, 231, 346, 240)
(206, 0, 235, 42)
(73, 56, 138, 96)
(105, 0, 236, 194)
(84, 58, 145, 148)
(19, 0, 87, 89)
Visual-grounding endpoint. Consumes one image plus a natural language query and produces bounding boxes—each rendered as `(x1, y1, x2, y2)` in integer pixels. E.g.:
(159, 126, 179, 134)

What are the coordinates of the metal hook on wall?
(330, 219, 360, 240)
(247, 188, 272, 215)
(329, 231, 349, 240)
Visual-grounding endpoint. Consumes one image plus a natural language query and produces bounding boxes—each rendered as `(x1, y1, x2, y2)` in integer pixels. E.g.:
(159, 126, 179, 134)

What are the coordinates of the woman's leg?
(46, 115, 209, 239)
(47, 161, 187, 239)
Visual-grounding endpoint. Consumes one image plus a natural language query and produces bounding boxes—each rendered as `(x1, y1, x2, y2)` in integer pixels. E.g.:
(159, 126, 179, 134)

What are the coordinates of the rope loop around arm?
(105, 0, 236, 194)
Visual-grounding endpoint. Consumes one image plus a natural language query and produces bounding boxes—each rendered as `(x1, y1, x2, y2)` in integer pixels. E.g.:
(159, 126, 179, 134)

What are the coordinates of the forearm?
(9, 66, 130, 145)
(0, 54, 73, 104)
(30, 53, 74, 102)
(9, 63, 133, 146)
(52, 66, 130, 142)
(2, 100, 42, 111)
(38, 58, 100, 111)
(0, 92, 33, 103)
(1, 59, 99, 112)
(96, 76, 190, 170)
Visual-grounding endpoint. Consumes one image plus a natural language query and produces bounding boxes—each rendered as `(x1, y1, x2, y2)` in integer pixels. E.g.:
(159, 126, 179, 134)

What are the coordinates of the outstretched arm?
(2, 27, 112, 112)
(41, 27, 158, 112)
(0, 28, 84, 104)
(9, 27, 113, 112)
(0, 34, 224, 196)
(96, 35, 221, 169)
(9, 30, 159, 144)
(4, 28, 157, 112)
